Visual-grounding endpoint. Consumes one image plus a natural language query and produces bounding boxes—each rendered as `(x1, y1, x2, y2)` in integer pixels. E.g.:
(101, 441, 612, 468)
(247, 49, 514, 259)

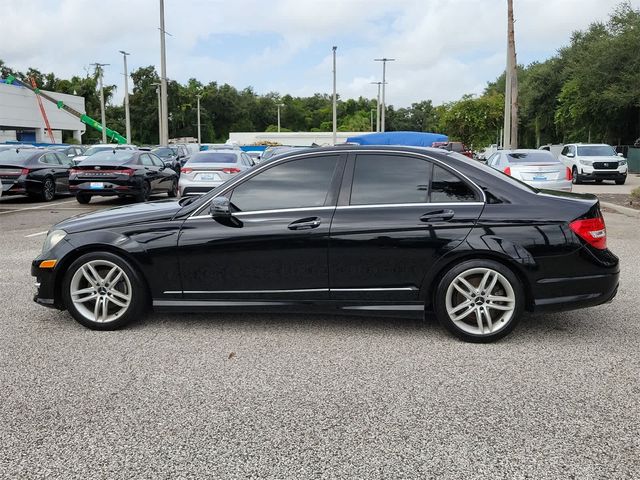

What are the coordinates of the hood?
(55, 199, 184, 234)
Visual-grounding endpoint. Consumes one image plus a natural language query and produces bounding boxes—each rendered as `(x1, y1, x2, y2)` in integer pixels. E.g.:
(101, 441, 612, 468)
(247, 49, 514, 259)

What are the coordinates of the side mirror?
(617, 152, 624, 157)
(566, 153, 575, 158)
(210, 196, 232, 218)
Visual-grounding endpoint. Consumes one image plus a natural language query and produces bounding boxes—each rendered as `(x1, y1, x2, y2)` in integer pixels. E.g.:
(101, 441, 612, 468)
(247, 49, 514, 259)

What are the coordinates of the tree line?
(1, 2, 638, 147)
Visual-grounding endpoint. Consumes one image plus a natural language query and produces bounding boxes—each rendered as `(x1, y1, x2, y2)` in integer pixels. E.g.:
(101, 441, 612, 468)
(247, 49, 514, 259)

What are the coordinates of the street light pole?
(152, 82, 162, 144)
(196, 94, 202, 144)
(374, 58, 395, 132)
(119, 50, 131, 144)
(370, 109, 374, 132)
(91, 63, 109, 143)
(332, 46, 337, 145)
(370, 81, 383, 132)
(159, 0, 169, 145)
(276, 103, 284, 132)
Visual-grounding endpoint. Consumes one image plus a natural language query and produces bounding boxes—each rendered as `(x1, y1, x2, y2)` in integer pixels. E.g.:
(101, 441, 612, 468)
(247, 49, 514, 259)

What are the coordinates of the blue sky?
(1, 0, 630, 107)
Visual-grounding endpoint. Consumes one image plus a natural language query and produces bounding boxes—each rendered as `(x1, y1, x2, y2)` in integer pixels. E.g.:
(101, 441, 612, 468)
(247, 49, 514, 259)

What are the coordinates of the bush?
(631, 186, 640, 200)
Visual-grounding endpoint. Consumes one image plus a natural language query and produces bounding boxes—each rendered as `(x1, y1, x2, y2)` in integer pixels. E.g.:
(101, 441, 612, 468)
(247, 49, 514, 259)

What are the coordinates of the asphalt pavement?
(1, 194, 639, 479)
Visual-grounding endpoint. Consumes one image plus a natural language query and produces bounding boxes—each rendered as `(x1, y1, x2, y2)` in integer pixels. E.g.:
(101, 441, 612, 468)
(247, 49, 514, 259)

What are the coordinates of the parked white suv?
(559, 143, 628, 185)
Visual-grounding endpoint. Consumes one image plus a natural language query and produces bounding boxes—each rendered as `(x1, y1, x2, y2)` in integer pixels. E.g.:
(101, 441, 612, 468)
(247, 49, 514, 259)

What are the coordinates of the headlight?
(579, 159, 593, 166)
(41, 230, 67, 253)
(619, 159, 627, 166)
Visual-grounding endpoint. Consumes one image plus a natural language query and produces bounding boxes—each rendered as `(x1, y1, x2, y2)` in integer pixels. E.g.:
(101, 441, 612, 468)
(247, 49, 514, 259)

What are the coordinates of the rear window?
(151, 147, 174, 158)
(79, 151, 136, 163)
(188, 152, 238, 164)
(0, 149, 36, 164)
(507, 151, 559, 163)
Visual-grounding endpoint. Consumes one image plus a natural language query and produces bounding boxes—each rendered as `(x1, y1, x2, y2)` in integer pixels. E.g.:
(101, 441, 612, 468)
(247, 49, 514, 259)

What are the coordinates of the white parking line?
(25, 231, 49, 238)
(0, 199, 78, 216)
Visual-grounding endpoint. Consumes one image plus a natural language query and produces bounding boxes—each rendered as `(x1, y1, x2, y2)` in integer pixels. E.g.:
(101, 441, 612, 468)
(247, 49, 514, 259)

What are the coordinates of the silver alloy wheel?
(445, 267, 516, 336)
(69, 259, 132, 323)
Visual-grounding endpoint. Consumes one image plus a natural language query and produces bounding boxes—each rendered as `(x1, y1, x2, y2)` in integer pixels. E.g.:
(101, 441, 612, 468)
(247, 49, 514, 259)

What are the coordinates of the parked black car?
(151, 146, 186, 174)
(33, 146, 619, 342)
(69, 150, 178, 204)
(50, 145, 86, 160)
(0, 148, 74, 201)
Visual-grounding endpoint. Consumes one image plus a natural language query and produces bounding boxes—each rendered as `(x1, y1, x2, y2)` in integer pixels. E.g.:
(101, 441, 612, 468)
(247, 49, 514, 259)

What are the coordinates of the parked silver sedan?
(486, 149, 572, 191)
(178, 150, 255, 196)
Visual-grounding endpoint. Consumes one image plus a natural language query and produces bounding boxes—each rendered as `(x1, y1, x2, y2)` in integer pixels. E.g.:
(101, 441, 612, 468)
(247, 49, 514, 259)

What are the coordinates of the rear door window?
(350, 154, 430, 205)
(430, 165, 479, 202)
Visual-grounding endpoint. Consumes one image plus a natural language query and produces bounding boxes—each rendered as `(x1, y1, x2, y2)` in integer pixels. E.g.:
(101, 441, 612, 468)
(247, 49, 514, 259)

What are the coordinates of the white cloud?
(0, 0, 627, 107)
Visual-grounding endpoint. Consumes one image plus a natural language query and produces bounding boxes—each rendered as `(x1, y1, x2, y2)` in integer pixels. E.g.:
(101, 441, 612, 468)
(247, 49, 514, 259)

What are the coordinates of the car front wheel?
(434, 259, 524, 343)
(62, 252, 147, 330)
(572, 167, 581, 184)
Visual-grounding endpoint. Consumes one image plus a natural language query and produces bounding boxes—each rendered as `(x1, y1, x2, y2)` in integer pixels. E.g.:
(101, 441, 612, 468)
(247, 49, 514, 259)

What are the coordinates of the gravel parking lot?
(1, 194, 639, 479)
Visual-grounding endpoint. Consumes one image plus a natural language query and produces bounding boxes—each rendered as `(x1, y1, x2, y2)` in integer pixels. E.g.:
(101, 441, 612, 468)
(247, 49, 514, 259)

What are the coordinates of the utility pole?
(370, 81, 383, 132)
(370, 109, 374, 132)
(196, 93, 202, 144)
(374, 58, 395, 132)
(119, 51, 131, 144)
(152, 82, 162, 144)
(91, 63, 109, 143)
(276, 103, 284, 132)
(503, 0, 518, 149)
(332, 46, 337, 145)
(159, 0, 169, 145)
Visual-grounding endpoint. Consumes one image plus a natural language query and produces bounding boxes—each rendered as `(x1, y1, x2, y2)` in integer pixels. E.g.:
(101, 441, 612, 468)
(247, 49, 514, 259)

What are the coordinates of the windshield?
(507, 151, 560, 163)
(151, 147, 175, 158)
(78, 151, 136, 164)
(187, 152, 238, 164)
(0, 149, 37, 165)
(83, 146, 115, 156)
(577, 145, 617, 157)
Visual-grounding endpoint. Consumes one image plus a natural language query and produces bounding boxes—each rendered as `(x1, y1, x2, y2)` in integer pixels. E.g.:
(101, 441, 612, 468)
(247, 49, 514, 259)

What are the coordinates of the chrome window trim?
(188, 148, 486, 219)
(188, 206, 335, 220)
(336, 202, 484, 210)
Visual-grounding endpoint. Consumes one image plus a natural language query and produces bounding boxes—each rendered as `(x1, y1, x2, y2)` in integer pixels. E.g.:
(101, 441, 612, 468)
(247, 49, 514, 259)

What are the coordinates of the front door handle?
(288, 217, 321, 230)
(420, 209, 455, 222)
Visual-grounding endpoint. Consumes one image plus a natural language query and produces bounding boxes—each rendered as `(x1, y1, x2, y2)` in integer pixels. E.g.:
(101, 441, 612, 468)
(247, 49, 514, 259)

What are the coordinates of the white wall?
(0, 82, 86, 135)
(229, 131, 366, 146)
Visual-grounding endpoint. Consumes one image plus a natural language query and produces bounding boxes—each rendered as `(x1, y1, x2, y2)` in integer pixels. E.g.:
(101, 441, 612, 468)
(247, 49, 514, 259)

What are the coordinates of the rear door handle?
(420, 209, 455, 222)
(288, 217, 321, 230)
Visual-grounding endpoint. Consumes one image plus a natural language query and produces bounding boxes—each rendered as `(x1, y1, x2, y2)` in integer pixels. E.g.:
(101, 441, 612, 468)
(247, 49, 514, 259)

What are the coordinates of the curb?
(600, 201, 640, 218)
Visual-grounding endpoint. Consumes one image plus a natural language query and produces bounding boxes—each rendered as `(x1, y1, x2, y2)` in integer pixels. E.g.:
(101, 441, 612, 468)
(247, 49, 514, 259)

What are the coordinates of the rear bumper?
(70, 180, 139, 196)
(179, 180, 223, 196)
(526, 179, 572, 191)
(532, 272, 619, 312)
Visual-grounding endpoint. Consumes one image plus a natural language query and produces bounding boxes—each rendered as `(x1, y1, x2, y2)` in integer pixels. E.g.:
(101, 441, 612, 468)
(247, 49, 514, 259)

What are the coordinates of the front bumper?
(31, 238, 76, 310)
(579, 165, 628, 180)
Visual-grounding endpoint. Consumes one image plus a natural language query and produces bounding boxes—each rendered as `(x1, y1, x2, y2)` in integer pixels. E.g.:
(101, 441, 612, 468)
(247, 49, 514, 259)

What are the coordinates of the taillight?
(69, 169, 78, 175)
(222, 167, 241, 174)
(565, 167, 572, 180)
(569, 214, 607, 250)
(114, 168, 135, 176)
(21, 168, 30, 175)
(181, 167, 193, 174)
(503, 166, 511, 176)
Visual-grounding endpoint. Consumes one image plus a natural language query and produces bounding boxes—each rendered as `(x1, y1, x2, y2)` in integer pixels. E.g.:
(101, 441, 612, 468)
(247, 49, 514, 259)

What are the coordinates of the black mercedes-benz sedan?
(69, 150, 178, 203)
(0, 147, 74, 201)
(32, 146, 619, 342)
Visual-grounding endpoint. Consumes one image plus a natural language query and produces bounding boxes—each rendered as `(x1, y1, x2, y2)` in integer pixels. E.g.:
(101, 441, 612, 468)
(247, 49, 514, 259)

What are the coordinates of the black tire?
(76, 193, 91, 204)
(40, 177, 56, 202)
(595, 179, 603, 184)
(167, 178, 178, 198)
(571, 167, 581, 185)
(433, 259, 524, 343)
(136, 181, 151, 202)
(61, 251, 148, 330)
(615, 178, 626, 185)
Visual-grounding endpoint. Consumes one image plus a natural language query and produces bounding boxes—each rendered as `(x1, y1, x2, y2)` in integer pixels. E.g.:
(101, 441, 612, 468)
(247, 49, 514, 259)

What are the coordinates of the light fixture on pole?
(332, 46, 337, 145)
(151, 82, 162, 144)
(276, 103, 284, 133)
(90, 62, 109, 143)
(119, 50, 131, 144)
(159, 0, 169, 146)
(370, 81, 384, 132)
(374, 57, 395, 132)
(196, 93, 202, 144)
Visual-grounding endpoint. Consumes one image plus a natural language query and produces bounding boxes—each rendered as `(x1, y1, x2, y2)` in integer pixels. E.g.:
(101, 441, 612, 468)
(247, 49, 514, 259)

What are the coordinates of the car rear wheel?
(167, 179, 178, 197)
(40, 177, 56, 201)
(76, 193, 91, 204)
(62, 252, 147, 330)
(434, 259, 524, 343)
(136, 181, 151, 202)
(571, 167, 581, 185)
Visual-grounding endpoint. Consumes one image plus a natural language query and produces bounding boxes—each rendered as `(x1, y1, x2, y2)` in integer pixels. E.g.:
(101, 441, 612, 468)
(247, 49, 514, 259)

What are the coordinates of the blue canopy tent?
(346, 131, 448, 147)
